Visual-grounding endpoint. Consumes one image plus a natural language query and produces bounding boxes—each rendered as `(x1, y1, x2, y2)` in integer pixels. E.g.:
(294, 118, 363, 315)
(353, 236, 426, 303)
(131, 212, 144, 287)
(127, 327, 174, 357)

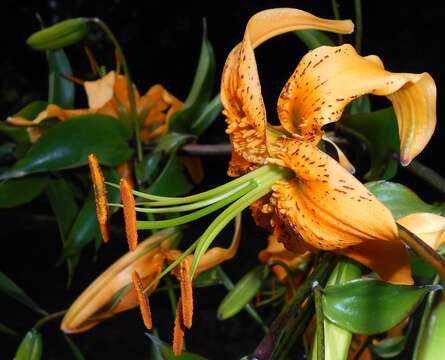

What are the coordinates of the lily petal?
(397, 212, 445, 250)
(61, 230, 178, 333)
(337, 239, 413, 285)
(270, 137, 399, 250)
(277, 44, 436, 164)
(221, 9, 354, 175)
(322, 135, 355, 173)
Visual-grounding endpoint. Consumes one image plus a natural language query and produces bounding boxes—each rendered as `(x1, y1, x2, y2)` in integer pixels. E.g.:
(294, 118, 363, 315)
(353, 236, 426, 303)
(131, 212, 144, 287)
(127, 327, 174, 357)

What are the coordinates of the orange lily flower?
(7, 71, 182, 143)
(221, 8, 437, 285)
(397, 213, 445, 251)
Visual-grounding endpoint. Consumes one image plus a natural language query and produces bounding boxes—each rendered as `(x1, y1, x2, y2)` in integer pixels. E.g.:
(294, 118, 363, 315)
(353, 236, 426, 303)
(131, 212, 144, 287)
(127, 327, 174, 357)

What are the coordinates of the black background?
(1, 1, 444, 359)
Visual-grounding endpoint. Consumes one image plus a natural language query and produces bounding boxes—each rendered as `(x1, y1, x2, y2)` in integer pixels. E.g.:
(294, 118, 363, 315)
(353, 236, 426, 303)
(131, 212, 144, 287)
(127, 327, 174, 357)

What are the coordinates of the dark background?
(1, 1, 444, 359)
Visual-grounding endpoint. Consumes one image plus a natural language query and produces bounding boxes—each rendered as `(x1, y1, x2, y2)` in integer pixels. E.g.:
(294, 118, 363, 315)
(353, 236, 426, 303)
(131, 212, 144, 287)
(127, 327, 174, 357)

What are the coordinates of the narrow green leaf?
(0, 272, 47, 315)
(322, 279, 439, 334)
(135, 151, 162, 185)
(218, 265, 269, 320)
(46, 177, 79, 243)
(0, 176, 47, 208)
(415, 301, 445, 360)
(366, 181, 444, 219)
(168, 27, 216, 133)
(147, 155, 193, 196)
(190, 95, 222, 136)
(14, 101, 49, 120)
(342, 108, 399, 180)
(63, 335, 86, 360)
(372, 336, 406, 358)
(0, 323, 18, 337)
(146, 332, 207, 360)
(14, 330, 43, 360)
(1, 115, 133, 180)
(311, 259, 361, 360)
(294, 29, 334, 49)
(155, 132, 195, 154)
(47, 49, 75, 108)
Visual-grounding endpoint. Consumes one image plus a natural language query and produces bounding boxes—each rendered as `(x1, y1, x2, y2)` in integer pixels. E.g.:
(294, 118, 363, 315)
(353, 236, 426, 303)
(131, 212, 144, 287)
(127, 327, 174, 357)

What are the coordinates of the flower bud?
(27, 18, 88, 51)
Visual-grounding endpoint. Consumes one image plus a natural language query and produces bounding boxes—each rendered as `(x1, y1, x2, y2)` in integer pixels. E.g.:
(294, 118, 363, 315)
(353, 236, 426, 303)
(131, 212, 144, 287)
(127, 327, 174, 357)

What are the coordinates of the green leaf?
(46, 177, 79, 243)
(217, 265, 269, 320)
(366, 181, 444, 219)
(415, 301, 445, 360)
(322, 279, 439, 334)
(0, 323, 18, 337)
(135, 151, 162, 185)
(168, 27, 216, 133)
(190, 95, 222, 136)
(146, 332, 207, 360)
(1, 115, 133, 180)
(0, 176, 47, 208)
(349, 95, 371, 115)
(411, 253, 436, 279)
(147, 155, 193, 196)
(14, 101, 49, 120)
(63, 335, 86, 360)
(47, 49, 75, 108)
(372, 336, 406, 358)
(14, 330, 43, 360)
(311, 259, 361, 360)
(193, 267, 221, 288)
(342, 108, 399, 180)
(155, 132, 195, 154)
(0, 272, 47, 315)
(294, 29, 334, 49)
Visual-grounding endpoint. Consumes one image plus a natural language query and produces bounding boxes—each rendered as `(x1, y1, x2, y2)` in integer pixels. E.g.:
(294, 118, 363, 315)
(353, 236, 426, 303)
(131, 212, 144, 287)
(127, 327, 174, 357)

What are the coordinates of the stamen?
(179, 257, 194, 329)
(88, 154, 109, 242)
(131, 270, 152, 329)
(120, 179, 138, 250)
(173, 297, 185, 356)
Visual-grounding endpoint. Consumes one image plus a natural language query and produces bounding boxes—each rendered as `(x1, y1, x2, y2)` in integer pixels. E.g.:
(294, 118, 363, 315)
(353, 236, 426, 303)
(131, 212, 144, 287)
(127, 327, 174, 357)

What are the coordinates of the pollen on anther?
(131, 271, 152, 329)
(120, 179, 138, 251)
(88, 154, 109, 242)
(173, 297, 186, 356)
(179, 258, 194, 329)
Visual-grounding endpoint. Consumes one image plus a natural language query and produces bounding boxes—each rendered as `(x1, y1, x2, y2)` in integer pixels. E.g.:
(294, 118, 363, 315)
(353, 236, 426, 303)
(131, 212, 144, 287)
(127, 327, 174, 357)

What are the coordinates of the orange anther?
(120, 178, 138, 251)
(173, 297, 185, 356)
(179, 258, 194, 329)
(131, 271, 152, 329)
(88, 154, 109, 242)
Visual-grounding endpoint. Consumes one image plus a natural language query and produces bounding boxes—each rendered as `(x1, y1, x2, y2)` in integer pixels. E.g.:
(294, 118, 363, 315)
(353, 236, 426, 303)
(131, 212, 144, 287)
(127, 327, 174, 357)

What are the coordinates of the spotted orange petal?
(221, 8, 354, 175)
(277, 44, 436, 164)
(397, 212, 445, 250)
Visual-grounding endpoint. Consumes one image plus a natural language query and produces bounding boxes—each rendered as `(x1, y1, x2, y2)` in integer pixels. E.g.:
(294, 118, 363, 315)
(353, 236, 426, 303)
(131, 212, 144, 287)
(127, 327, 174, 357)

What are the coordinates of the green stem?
(314, 286, 325, 360)
(32, 310, 67, 331)
(398, 224, 445, 295)
(217, 266, 268, 333)
(330, 0, 343, 44)
(267, 260, 297, 296)
(354, 0, 362, 53)
(405, 159, 445, 196)
(413, 275, 440, 358)
(252, 254, 337, 360)
(164, 276, 178, 317)
(90, 18, 142, 161)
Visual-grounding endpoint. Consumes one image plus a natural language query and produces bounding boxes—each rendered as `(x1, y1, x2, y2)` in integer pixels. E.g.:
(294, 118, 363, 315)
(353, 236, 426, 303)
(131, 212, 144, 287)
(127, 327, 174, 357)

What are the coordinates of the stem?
(330, 0, 343, 44)
(413, 275, 440, 358)
(354, 0, 362, 53)
(91, 18, 142, 161)
(251, 254, 337, 360)
(398, 224, 445, 297)
(314, 286, 325, 360)
(217, 267, 268, 333)
(32, 310, 67, 331)
(164, 276, 178, 317)
(405, 159, 445, 196)
(178, 143, 231, 156)
(268, 260, 297, 296)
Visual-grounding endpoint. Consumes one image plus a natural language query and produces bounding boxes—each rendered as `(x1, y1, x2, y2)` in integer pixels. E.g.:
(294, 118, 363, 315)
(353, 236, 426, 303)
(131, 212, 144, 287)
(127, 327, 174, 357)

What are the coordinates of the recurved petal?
(270, 137, 399, 251)
(221, 9, 354, 175)
(278, 44, 436, 164)
(337, 239, 413, 285)
(397, 212, 445, 250)
(61, 230, 178, 333)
